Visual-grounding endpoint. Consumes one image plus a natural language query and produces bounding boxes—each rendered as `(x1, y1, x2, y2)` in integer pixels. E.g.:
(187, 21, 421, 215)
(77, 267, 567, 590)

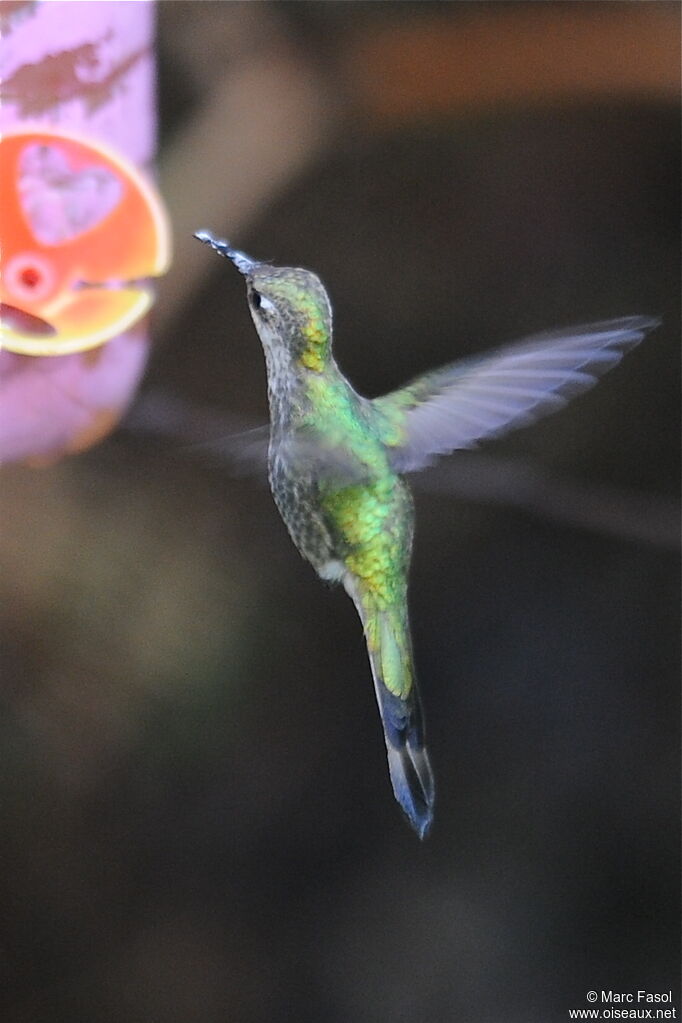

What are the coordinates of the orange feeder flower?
(0, 128, 170, 356)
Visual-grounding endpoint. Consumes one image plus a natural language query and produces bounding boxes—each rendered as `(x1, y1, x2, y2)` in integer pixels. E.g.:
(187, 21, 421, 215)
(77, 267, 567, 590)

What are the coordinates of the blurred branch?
(122, 391, 680, 551)
(344, 3, 679, 126)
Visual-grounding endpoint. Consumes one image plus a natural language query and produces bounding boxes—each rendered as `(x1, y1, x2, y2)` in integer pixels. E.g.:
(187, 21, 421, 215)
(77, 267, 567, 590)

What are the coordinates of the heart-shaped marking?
(18, 142, 123, 246)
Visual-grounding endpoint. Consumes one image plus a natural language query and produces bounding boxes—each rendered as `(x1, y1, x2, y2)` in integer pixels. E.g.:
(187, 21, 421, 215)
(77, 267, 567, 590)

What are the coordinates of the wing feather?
(374, 316, 659, 472)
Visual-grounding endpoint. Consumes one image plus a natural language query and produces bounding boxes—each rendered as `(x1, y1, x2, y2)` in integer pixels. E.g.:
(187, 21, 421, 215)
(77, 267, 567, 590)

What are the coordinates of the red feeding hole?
(5, 252, 55, 302)
(20, 266, 42, 289)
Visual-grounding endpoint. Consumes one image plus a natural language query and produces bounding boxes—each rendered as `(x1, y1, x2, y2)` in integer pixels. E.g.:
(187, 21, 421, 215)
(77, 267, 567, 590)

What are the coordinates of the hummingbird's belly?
(268, 455, 337, 570)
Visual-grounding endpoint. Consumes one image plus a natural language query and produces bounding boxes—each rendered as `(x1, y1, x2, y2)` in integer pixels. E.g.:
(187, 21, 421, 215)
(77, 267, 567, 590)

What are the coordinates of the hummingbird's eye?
(252, 293, 277, 316)
(249, 291, 276, 316)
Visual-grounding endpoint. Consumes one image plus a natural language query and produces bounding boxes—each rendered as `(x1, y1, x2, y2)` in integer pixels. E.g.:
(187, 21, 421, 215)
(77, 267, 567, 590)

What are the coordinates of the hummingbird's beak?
(194, 230, 259, 275)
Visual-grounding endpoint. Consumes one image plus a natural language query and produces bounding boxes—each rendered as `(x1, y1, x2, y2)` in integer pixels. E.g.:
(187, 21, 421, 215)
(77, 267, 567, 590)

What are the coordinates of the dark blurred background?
(0, 3, 679, 1021)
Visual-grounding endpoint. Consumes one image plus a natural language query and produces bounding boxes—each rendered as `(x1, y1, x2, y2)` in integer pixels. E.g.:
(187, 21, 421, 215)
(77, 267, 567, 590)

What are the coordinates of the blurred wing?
(180, 427, 370, 483)
(123, 391, 271, 473)
(187, 425, 270, 474)
(374, 317, 659, 472)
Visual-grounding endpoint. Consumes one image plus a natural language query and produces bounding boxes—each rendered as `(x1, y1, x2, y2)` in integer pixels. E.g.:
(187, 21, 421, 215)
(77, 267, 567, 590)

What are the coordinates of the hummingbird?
(194, 228, 658, 839)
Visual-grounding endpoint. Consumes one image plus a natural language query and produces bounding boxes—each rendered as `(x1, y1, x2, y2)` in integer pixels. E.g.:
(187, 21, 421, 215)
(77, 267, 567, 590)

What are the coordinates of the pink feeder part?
(0, 128, 171, 356)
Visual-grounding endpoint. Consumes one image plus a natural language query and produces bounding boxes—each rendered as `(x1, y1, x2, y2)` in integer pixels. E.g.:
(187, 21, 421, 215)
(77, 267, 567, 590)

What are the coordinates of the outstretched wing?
(373, 317, 659, 472)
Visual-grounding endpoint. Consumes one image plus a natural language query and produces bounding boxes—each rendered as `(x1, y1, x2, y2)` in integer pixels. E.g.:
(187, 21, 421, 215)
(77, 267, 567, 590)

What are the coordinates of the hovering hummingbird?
(194, 229, 658, 839)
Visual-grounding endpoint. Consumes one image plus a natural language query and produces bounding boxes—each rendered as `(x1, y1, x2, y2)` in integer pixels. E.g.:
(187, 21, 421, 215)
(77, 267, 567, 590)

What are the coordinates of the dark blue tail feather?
(380, 685, 435, 839)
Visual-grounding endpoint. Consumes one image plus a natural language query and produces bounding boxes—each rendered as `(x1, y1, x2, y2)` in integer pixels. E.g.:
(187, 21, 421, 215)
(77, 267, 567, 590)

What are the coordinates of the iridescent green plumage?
(195, 229, 658, 838)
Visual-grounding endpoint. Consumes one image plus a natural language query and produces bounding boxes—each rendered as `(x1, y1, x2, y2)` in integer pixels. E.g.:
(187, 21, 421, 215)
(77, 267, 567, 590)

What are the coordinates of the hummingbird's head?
(195, 231, 332, 373)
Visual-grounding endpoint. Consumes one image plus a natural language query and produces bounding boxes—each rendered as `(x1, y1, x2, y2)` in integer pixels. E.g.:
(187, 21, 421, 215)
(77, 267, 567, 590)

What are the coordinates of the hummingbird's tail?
(348, 587, 435, 838)
(379, 672, 435, 840)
